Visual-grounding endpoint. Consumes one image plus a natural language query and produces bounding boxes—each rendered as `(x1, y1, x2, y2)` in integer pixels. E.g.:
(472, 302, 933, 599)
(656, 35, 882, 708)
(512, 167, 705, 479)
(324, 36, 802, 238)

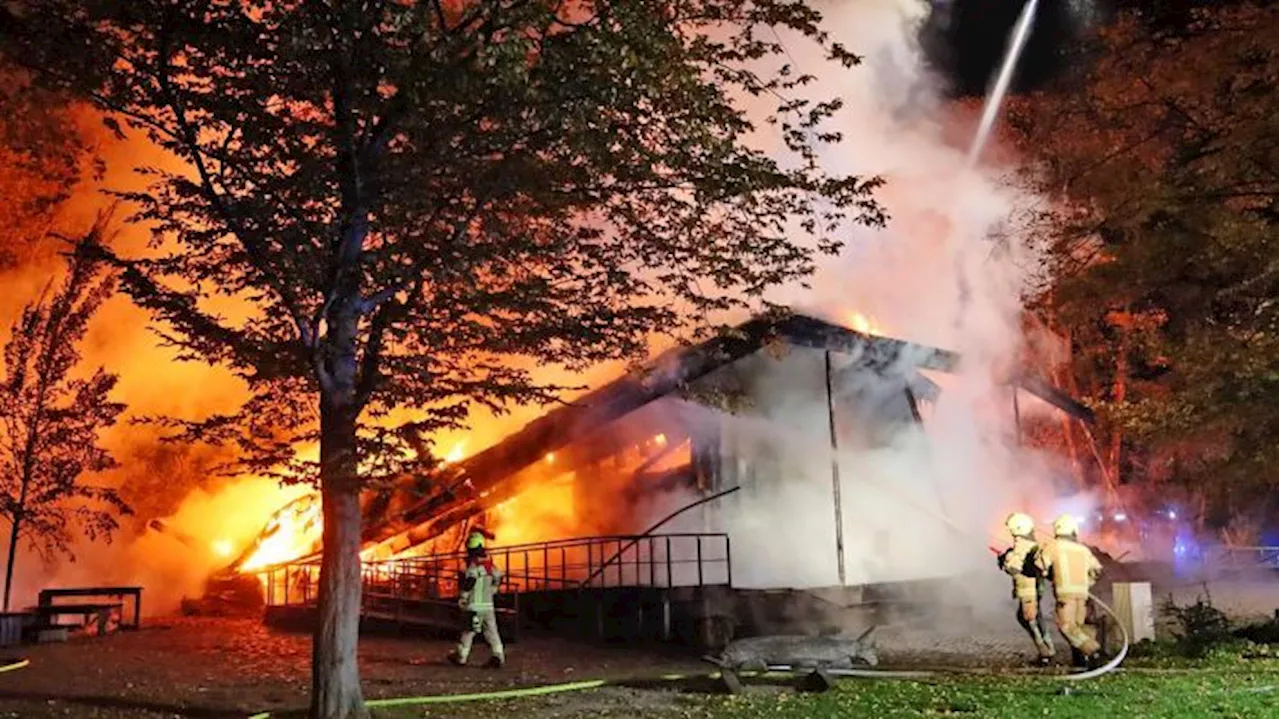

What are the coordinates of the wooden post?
(661, 591, 672, 642)
(824, 351, 847, 587)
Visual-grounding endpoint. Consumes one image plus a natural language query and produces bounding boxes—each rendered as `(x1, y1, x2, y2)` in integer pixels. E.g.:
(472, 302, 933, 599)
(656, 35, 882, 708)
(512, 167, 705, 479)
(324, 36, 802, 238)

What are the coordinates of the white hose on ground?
(753, 589, 1129, 682)
(814, 452, 1132, 679)
(1065, 591, 1129, 681)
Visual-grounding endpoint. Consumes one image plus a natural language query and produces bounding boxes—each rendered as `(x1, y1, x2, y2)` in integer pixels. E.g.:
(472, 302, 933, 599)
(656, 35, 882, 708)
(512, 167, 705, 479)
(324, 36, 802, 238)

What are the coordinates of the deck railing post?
(648, 537, 656, 586)
(665, 536, 673, 588)
(696, 536, 704, 586)
(724, 534, 732, 587)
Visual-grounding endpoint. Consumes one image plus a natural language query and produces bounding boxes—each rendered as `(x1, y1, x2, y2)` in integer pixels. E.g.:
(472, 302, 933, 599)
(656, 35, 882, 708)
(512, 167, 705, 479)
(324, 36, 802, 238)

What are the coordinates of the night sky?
(918, 0, 1234, 97)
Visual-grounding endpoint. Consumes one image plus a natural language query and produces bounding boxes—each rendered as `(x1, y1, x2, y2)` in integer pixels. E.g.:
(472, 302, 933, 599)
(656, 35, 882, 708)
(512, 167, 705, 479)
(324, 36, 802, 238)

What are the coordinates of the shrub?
(1160, 593, 1233, 658)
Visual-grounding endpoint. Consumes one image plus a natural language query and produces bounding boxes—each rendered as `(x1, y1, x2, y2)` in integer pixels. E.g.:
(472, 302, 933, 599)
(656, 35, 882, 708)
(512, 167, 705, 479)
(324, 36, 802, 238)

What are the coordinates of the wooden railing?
(1215, 546, 1279, 570)
(259, 533, 731, 607)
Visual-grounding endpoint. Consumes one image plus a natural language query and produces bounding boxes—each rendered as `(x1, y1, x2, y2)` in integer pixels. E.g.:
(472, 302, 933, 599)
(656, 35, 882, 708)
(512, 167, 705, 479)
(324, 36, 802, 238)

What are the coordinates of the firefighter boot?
(485, 655, 504, 669)
(447, 651, 465, 667)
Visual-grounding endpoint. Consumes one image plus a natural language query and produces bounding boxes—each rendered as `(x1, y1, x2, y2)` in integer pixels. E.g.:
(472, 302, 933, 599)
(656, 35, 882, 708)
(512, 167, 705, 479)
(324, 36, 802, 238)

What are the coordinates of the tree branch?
(154, 14, 314, 346)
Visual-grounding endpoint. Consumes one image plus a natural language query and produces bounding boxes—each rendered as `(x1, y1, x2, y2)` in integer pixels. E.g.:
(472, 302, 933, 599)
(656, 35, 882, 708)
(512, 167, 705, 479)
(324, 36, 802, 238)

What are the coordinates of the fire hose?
(242, 589, 1130, 718)
(243, 617, 1127, 719)
(0, 658, 28, 674)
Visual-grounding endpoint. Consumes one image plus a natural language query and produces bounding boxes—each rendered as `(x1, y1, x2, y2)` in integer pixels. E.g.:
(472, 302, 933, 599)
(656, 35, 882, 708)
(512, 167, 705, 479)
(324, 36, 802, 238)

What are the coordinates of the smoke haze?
(2, 0, 1091, 621)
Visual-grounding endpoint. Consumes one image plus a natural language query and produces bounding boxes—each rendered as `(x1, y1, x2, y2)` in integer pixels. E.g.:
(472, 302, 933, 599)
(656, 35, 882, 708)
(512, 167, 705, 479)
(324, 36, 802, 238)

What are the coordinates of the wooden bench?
(34, 602, 123, 637)
(38, 586, 143, 632)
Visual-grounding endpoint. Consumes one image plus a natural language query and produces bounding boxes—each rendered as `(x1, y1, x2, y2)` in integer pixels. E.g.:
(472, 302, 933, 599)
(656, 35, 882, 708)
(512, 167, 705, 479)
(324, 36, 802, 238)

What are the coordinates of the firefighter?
(447, 548, 505, 668)
(997, 512, 1055, 665)
(1038, 514, 1104, 668)
(466, 526, 495, 558)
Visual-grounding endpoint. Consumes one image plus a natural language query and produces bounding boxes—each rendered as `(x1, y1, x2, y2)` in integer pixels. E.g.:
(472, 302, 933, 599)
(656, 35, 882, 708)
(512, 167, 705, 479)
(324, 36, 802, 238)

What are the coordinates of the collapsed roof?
(352, 311, 1093, 558)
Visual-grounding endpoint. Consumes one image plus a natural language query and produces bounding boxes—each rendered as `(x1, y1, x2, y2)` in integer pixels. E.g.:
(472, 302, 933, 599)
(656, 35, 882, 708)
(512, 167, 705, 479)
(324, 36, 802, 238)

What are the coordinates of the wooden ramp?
(259, 533, 732, 646)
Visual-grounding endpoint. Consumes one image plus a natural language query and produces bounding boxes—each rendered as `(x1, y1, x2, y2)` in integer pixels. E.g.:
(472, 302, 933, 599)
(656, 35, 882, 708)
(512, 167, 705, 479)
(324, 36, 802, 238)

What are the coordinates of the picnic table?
(37, 586, 143, 635)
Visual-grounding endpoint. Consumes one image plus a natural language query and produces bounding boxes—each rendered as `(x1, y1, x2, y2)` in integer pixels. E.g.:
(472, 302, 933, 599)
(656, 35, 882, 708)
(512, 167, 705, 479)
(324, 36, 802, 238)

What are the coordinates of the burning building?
(220, 311, 1091, 642)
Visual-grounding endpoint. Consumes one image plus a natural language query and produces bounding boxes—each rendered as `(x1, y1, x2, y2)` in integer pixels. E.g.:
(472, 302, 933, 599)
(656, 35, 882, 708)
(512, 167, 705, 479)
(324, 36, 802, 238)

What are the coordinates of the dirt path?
(0, 617, 707, 718)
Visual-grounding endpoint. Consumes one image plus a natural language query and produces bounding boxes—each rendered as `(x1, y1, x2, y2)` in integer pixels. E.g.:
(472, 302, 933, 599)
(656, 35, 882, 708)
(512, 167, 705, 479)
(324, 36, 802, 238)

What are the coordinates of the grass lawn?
(367, 653, 1278, 719)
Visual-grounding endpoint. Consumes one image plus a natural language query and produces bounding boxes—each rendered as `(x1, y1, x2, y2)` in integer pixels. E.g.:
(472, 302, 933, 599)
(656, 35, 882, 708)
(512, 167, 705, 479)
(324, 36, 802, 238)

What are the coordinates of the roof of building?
(358, 310, 1094, 548)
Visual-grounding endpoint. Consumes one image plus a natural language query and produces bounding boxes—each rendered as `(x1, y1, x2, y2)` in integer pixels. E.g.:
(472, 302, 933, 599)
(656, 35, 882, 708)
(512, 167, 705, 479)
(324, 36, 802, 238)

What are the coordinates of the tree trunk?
(310, 397, 367, 719)
(3, 461, 35, 611)
(309, 304, 368, 719)
(2, 512, 21, 611)
(1108, 321, 1129, 486)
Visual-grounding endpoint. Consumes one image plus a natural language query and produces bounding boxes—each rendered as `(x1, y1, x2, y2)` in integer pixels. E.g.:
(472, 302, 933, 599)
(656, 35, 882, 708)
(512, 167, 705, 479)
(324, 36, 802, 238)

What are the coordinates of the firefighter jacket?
(999, 536, 1043, 601)
(459, 561, 502, 613)
(1038, 538, 1102, 598)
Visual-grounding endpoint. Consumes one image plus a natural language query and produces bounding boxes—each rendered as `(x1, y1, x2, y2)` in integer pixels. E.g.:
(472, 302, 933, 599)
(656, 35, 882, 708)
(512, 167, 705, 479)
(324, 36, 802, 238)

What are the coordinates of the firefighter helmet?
(1053, 514, 1080, 537)
(466, 528, 488, 551)
(1005, 512, 1035, 537)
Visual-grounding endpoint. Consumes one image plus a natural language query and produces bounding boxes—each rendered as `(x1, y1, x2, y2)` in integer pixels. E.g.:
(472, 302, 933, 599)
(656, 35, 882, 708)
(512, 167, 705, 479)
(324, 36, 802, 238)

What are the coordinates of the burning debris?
(235, 494, 323, 572)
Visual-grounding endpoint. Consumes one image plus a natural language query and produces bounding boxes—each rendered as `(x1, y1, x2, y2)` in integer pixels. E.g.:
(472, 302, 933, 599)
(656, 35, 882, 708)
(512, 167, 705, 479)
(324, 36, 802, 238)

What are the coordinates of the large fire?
(218, 315, 883, 578)
(488, 476, 577, 548)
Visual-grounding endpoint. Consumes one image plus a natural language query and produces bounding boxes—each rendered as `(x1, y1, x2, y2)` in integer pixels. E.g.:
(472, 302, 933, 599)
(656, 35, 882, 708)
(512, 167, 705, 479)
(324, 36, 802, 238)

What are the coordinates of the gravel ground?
(0, 617, 707, 718)
(0, 612, 1116, 718)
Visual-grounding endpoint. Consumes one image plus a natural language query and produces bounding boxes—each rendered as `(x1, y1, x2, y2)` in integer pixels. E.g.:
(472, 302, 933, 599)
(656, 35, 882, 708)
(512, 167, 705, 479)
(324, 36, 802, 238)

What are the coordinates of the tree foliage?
(0, 228, 129, 609)
(0, 62, 100, 270)
(7, 0, 881, 481)
(1010, 3, 1278, 527)
(4, 1, 883, 715)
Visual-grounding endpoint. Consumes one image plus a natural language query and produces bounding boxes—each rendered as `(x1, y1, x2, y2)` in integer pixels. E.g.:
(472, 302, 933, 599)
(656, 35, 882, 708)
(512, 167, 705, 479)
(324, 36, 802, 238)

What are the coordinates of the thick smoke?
(639, 0, 1083, 625)
(481, 1, 1084, 617)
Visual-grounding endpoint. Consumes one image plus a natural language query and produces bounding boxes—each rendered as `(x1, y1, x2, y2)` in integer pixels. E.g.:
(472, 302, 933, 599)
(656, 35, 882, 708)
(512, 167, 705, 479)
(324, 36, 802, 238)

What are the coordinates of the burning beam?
(147, 519, 197, 549)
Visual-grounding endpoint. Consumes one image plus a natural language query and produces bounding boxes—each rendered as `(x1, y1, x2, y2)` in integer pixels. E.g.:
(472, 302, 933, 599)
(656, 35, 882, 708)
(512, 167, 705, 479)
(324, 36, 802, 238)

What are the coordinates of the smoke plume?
(582, 0, 1084, 627)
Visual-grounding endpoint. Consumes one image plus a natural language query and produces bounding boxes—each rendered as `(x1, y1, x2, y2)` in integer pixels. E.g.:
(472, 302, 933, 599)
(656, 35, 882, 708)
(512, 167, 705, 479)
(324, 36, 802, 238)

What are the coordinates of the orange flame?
(443, 440, 467, 464)
(211, 539, 234, 558)
(490, 476, 576, 548)
(239, 493, 323, 572)
(845, 310, 883, 336)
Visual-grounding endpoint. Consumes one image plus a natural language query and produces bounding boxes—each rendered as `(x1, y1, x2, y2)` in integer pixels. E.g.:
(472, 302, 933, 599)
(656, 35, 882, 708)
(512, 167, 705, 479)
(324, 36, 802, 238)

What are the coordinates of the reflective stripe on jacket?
(1001, 536, 1042, 601)
(1040, 538, 1101, 597)
(460, 563, 502, 612)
